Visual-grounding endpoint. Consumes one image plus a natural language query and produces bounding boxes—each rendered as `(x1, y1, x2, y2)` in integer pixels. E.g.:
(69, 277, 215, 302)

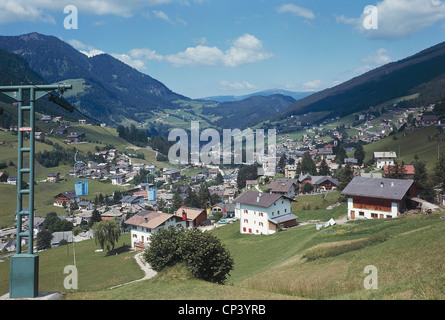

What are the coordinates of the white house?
(374, 152, 397, 169)
(235, 191, 297, 235)
(341, 177, 420, 220)
(111, 174, 126, 185)
(125, 211, 186, 250)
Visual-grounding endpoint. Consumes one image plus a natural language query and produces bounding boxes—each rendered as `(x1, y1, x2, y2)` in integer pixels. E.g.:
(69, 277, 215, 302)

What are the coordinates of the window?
(244, 209, 248, 214)
(249, 228, 252, 233)
(259, 222, 263, 227)
(244, 219, 248, 223)
(371, 213, 378, 219)
(284, 208, 287, 213)
(277, 210, 280, 215)
(243, 227, 246, 232)
(359, 211, 364, 216)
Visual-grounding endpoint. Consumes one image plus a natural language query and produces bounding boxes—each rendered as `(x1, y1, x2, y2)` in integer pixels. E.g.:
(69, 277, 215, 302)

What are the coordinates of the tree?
(215, 172, 224, 184)
(278, 155, 286, 173)
(413, 159, 428, 187)
(433, 154, 445, 190)
(89, 208, 102, 227)
(339, 162, 354, 191)
(354, 145, 366, 166)
(36, 230, 52, 251)
(335, 146, 347, 165)
(93, 219, 121, 253)
(385, 160, 407, 179)
(411, 158, 436, 202)
(143, 226, 184, 271)
(301, 151, 316, 175)
(183, 188, 200, 208)
(318, 158, 330, 176)
(197, 184, 211, 209)
(236, 164, 259, 189)
(41, 211, 73, 233)
(171, 189, 183, 213)
(143, 226, 234, 284)
(302, 182, 314, 193)
(181, 228, 234, 284)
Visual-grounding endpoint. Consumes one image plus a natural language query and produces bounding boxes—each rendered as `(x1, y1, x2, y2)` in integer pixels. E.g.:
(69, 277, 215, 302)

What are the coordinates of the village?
(1, 103, 444, 254)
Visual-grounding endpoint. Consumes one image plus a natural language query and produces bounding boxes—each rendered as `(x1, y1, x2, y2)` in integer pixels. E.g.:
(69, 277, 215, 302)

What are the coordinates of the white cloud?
(337, 0, 445, 39)
(165, 33, 273, 67)
(302, 79, 322, 90)
(276, 4, 315, 19)
(69, 39, 105, 57)
(0, 0, 192, 24)
(153, 10, 174, 23)
(219, 80, 257, 91)
(361, 48, 392, 65)
(81, 49, 106, 57)
(111, 53, 146, 70)
(129, 48, 164, 61)
(0, 0, 56, 24)
(353, 48, 392, 75)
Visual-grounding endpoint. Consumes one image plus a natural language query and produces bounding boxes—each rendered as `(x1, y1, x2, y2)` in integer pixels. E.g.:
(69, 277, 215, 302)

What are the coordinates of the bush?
(143, 226, 234, 284)
(303, 233, 390, 261)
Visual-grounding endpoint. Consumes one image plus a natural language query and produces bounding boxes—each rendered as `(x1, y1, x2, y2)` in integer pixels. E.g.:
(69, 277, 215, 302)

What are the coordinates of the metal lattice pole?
(0, 84, 72, 298)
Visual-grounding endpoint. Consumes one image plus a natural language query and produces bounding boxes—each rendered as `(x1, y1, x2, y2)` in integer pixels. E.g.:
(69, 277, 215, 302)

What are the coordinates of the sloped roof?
(125, 210, 181, 229)
(235, 190, 283, 208)
(374, 151, 397, 158)
(175, 207, 206, 221)
(269, 181, 296, 193)
(341, 177, 415, 201)
(383, 165, 415, 175)
(268, 213, 298, 225)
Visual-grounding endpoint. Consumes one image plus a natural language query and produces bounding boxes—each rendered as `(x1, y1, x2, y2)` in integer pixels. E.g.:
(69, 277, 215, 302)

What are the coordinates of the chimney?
(182, 210, 187, 221)
(257, 192, 262, 202)
(391, 182, 395, 187)
(144, 217, 148, 223)
(380, 182, 384, 188)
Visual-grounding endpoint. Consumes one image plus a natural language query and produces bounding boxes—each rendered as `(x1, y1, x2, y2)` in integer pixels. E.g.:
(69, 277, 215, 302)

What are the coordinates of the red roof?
(383, 165, 415, 175)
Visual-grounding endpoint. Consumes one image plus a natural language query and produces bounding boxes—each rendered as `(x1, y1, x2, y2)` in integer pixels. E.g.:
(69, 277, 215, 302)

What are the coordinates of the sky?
(0, 0, 445, 99)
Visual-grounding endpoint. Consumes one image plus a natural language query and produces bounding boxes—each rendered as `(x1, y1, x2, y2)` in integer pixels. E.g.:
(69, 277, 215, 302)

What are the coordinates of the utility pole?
(0, 84, 73, 298)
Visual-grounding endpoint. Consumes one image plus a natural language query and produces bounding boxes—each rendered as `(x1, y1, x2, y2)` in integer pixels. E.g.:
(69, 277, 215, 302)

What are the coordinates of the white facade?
(236, 198, 292, 235)
(130, 217, 186, 249)
(374, 152, 397, 169)
(347, 198, 399, 220)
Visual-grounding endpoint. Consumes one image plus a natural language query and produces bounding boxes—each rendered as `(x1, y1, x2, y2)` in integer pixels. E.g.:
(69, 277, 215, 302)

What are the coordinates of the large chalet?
(235, 190, 297, 235)
(341, 177, 421, 220)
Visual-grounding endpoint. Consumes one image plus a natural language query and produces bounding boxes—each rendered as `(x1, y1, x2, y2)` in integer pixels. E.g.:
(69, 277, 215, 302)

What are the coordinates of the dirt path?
(108, 252, 157, 290)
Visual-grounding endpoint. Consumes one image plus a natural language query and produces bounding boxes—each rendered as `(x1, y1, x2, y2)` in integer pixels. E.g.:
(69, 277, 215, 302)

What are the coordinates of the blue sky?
(1, 0, 445, 98)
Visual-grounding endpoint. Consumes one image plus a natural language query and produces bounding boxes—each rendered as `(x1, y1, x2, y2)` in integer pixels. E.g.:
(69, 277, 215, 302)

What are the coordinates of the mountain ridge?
(0, 32, 189, 124)
(273, 40, 445, 122)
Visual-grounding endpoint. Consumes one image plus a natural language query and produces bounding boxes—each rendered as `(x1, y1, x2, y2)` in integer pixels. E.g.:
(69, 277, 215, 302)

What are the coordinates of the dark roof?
(235, 191, 283, 208)
(341, 177, 415, 201)
(312, 176, 339, 186)
(55, 191, 77, 199)
(269, 213, 298, 224)
(269, 181, 296, 193)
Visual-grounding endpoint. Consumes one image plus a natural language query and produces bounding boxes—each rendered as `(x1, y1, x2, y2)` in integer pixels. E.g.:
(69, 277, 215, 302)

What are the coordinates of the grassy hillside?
(1, 203, 444, 299)
(360, 125, 444, 173)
